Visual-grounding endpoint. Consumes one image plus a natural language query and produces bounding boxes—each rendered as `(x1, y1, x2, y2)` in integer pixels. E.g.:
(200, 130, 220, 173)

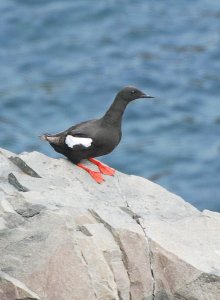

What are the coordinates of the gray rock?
(0, 147, 219, 300)
(8, 173, 29, 192)
(0, 270, 40, 300)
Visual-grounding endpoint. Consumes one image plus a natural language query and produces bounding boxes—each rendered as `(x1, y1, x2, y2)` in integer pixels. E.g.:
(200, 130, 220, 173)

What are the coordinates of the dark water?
(1, 0, 220, 211)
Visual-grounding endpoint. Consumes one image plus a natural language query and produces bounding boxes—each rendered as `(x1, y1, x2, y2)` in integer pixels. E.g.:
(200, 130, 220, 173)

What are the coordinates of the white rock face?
(0, 147, 220, 300)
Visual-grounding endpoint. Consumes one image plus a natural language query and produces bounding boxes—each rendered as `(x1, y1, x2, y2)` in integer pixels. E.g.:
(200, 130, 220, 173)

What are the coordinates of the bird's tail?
(39, 134, 48, 141)
(39, 134, 62, 145)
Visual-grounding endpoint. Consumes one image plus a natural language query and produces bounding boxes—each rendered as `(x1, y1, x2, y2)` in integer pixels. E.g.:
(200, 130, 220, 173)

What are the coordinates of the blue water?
(1, 0, 220, 211)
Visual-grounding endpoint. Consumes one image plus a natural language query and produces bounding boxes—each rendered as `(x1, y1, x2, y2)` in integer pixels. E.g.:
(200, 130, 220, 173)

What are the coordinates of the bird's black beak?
(140, 93, 155, 99)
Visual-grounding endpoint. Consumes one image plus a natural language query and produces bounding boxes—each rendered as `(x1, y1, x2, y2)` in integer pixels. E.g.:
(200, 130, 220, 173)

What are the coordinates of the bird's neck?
(102, 96, 128, 126)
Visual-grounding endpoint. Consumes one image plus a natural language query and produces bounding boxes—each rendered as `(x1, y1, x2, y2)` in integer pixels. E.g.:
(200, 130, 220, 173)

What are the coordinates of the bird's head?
(117, 86, 154, 103)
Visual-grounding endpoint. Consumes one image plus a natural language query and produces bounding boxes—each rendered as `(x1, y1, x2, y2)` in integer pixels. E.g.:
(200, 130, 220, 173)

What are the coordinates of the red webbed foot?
(77, 163, 104, 184)
(88, 158, 115, 176)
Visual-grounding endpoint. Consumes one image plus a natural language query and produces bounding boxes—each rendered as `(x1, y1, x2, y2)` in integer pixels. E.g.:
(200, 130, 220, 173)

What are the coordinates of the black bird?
(40, 86, 154, 183)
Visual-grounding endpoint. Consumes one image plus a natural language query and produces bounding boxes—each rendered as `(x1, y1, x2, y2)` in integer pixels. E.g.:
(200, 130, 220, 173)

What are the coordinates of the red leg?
(77, 163, 104, 184)
(88, 158, 115, 176)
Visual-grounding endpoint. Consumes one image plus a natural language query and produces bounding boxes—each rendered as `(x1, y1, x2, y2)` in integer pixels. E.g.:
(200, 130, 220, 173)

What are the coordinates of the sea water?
(1, 0, 220, 211)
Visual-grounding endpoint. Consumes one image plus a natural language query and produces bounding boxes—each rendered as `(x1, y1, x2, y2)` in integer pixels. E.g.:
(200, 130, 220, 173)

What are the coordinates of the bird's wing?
(65, 135, 92, 148)
(65, 119, 99, 149)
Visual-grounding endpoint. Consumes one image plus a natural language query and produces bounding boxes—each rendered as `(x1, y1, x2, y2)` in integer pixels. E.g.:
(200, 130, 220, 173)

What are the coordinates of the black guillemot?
(40, 86, 154, 183)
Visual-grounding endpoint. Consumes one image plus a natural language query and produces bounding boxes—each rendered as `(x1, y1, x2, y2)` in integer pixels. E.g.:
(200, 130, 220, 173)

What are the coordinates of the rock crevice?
(89, 209, 132, 300)
(136, 217, 156, 300)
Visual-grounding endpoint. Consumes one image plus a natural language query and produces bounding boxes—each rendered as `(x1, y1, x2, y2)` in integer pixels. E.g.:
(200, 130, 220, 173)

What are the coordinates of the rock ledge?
(0, 148, 220, 300)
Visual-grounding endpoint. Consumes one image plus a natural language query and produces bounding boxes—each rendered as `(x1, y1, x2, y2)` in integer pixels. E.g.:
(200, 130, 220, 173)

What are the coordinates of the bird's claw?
(88, 170, 105, 184)
(88, 158, 115, 176)
(97, 164, 115, 176)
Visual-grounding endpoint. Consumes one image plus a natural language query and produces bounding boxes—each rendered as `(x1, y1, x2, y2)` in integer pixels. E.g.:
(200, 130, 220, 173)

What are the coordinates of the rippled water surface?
(1, 0, 220, 211)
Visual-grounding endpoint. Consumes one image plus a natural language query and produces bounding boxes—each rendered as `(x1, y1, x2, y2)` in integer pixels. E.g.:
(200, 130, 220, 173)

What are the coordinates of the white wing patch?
(65, 135, 92, 148)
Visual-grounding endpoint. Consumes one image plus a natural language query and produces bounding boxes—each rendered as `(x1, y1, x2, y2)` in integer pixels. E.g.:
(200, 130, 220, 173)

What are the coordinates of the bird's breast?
(93, 129, 121, 156)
